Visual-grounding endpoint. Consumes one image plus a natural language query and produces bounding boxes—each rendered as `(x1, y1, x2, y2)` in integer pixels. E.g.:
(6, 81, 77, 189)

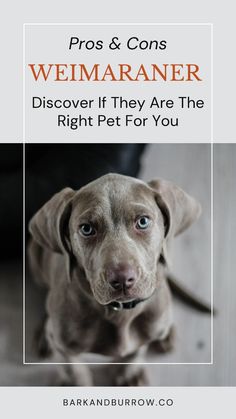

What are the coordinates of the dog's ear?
(29, 187, 75, 281)
(148, 179, 201, 265)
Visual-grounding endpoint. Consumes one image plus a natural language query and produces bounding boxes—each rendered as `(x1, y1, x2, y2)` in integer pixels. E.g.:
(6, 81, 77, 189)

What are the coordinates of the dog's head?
(29, 174, 201, 306)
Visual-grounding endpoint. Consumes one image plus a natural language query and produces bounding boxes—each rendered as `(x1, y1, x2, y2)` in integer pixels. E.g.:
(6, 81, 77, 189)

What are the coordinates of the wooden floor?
(0, 144, 235, 386)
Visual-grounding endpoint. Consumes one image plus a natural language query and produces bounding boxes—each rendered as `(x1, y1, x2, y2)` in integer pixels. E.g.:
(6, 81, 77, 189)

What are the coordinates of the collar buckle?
(110, 301, 123, 311)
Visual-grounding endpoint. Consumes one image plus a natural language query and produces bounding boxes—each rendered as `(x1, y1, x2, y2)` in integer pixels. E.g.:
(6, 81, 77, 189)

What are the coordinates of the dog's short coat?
(28, 173, 201, 385)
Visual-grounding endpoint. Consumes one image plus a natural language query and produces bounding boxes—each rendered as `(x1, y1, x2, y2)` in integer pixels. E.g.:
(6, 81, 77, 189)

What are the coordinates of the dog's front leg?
(149, 324, 176, 354)
(45, 319, 93, 386)
(148, 303, 175, 354)
(65, 357, 93, 386)
(109, 345, 148, 386)
(52, 353, 93, 386)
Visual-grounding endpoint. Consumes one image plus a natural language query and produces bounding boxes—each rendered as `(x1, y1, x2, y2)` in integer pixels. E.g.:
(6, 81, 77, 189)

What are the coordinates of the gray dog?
(28, 173, 201, 385)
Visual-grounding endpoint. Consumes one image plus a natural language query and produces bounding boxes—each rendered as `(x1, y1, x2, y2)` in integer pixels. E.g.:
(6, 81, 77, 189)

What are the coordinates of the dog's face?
(29, 173, 201, 306)
(69, 175, 165, 305)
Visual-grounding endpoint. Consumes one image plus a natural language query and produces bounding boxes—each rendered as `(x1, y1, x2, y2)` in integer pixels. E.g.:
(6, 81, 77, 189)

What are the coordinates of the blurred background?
(0, 143, 235, 385)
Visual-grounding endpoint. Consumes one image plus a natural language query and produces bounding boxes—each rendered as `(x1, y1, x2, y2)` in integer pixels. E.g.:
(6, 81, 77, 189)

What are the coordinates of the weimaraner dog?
(28, 173, 201, 385)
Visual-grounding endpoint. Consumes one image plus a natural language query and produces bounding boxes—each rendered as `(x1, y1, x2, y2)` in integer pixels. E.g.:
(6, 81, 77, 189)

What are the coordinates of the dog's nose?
(106, 264, 136, 291)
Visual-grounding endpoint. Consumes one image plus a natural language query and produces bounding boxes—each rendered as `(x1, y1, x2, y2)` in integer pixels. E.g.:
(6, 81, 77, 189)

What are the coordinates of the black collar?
(106, 298, 147, 311)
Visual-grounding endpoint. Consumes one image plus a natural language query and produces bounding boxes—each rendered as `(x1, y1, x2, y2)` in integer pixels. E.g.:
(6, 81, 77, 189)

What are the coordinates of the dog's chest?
(58, 308, 156, 358)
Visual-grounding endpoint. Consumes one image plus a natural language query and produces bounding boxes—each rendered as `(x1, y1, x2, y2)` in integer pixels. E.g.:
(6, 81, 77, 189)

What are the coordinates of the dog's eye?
(79, 223, 96, 237)
(135, 216, 150, 230)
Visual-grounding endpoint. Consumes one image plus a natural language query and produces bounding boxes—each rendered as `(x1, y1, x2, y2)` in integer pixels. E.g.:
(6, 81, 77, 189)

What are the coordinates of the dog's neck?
(106, 297, 151, 312)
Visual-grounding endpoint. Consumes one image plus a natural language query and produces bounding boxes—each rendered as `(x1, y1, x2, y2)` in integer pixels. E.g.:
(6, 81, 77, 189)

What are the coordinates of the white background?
(25, 24, 211, 142)
(0, 0, 235, 142)
(0, 387, 235, 418)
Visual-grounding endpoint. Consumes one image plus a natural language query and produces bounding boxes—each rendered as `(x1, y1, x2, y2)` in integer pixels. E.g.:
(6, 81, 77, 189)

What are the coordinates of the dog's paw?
(51, 377, 74, 386)
(52, 371, 94, 387)
(113, 369, 149, 386)
(149, 325, 176, 354)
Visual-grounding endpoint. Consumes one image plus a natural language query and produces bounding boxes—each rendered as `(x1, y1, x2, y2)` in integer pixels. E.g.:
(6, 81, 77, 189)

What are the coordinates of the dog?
(28, 173, 202, 385)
